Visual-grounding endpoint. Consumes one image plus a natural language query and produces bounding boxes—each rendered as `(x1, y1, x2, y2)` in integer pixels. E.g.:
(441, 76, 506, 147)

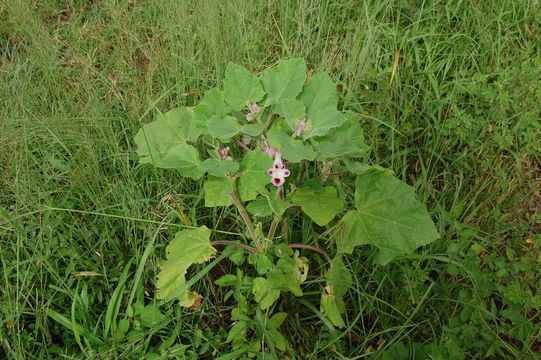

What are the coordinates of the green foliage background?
(0, 0, 539, 358)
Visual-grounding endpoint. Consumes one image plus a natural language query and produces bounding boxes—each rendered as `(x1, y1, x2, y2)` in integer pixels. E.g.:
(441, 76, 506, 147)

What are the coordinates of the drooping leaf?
(201, 159, 239, 177)
(261, 58, 307, 105)
(204, 176, 233, 207)
(267, 123, 316, 163)
(224, 63, 265, 111)
(238, 151, 273, 201)
(316, 112, 369, 160)
(320, 256, 351, 327)
(320, 294, 345, 328)
(299, 73, 345, 138)
(336, 167, 439, 265)
(193, 88, 228, 130)
(252, 277, 280, 310)
(207, 116, 241, 139)
(291, 180, 344, 226)
(272, 99, 306, 131)
(156, 227, 216, 302)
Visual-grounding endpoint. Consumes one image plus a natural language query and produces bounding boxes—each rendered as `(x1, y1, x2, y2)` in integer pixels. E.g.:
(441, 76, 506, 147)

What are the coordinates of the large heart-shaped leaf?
(267, 123, 316, 163)
(156, 227, 216, 303)
(336, 167, 439, 265)
(238, 151, 273, 202)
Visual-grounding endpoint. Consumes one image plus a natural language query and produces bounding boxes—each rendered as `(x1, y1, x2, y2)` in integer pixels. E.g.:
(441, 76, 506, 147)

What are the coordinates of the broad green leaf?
(193, 88, 228, 130)
(252, 277, 280, 310)
(299, 73, 345, 138)
(272, 99, 306, 130)
(269, 312, 287, 329)
(156, 227, 216, 302)
(135, 108, 204, 177)
(291, 180, 343, 226)
(246, 197, 273, 217)
(226, 321, 248, 343)
(336, 167, 439, 265)
(268, 329, 286, 351)
(261, 58, 307, 104)
(207, 116, 241, 139)
(260, 189, 291, 217)
(204, 176, 233, 207)
(316, 112, 369, 160)
(267, 123, 316, 163)
(224, 63, 265, 111)
(136, 134, 204, 179)
(201, 159, 239, 177)
(320, 294, 345, 328)
(241, 123, 263, 136)
(238, 151, 273, 201)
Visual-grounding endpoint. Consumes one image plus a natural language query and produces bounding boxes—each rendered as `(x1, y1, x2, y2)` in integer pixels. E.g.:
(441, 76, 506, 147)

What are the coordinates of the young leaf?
(267, 123, 316, 163)
(269, 312, 287, 329)
(204, 176, 234, 207)
(261, 58, 307, 105)
(299, 73, 345, 138)
(201, 159, 239, 177)
(224, 63, 265, 111)
(215, 274, 238, 287)
(156, 227, 216, 302)
(291, 180, 344, 226)
(315, 112, 369, 160)
(207, 116, 241, 139)
(336, 167, 439, 265)
(252, 277, 280, 310)
(193, 88, 228, 130)
(238, 151, 273, 201)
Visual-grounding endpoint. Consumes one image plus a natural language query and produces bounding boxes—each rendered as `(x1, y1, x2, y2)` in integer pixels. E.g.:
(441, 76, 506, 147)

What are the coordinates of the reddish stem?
(211, 241, 258, 253)
(288, 244, 331, 262)
(232, 137, 251, 152)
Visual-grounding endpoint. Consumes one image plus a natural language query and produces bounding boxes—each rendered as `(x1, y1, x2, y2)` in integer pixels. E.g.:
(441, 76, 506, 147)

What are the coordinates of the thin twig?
(232, 137, 251, 152)
(288, 244, 332, 262)
(211, 241, 258, 253)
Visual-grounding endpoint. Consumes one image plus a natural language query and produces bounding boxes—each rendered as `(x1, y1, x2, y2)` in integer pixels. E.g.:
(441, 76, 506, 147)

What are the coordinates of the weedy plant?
(134, 58, 440, 357)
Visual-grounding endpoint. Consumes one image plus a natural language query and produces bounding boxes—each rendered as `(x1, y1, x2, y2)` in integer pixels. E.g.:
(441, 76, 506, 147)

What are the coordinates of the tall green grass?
(1, 0, 539, 358)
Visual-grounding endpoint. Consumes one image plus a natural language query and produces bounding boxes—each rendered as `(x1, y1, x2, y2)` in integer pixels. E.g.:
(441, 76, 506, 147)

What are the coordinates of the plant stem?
(210, 241, 258, 253)
(267, 217, 279, 240)
(227, 177, 263, 251)
(288, 244, 331, 262)
(232, 137, 251, 152)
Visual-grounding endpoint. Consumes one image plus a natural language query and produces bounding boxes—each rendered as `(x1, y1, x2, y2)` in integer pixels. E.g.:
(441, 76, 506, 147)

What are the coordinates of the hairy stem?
(227, 177, 263, 251)
(211, 241, 258, 253)
(267, 217, 279, 240)
(288, 244, 331, 262)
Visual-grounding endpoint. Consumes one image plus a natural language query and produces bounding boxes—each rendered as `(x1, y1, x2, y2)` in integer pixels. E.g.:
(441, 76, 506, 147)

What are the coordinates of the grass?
(1, 0, 540, 358)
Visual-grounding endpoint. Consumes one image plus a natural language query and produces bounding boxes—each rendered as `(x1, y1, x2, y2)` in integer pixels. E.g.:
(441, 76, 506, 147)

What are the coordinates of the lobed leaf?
(336, 167, 439, 265)
(315, 112, 369, 160)
(267, 123, 316, 163)
(201, 159, 239, 177)
(204, 176, 234, 207)
(238, 151, 273, 201)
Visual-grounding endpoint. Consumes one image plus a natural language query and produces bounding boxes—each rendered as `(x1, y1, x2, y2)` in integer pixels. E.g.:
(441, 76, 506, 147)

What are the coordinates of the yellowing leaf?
(156, 227, 216, 303)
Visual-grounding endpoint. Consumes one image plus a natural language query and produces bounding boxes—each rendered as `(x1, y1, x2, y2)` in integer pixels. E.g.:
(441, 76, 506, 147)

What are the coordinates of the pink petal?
(283, 170, 290, 177)
(267, 169, 274, 175)
(272, 177, 285, 186)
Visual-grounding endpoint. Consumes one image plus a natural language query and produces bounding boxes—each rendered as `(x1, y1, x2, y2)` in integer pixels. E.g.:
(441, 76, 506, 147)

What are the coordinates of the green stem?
(227, 177, 263, 251)
(267, 217, 279, 240)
